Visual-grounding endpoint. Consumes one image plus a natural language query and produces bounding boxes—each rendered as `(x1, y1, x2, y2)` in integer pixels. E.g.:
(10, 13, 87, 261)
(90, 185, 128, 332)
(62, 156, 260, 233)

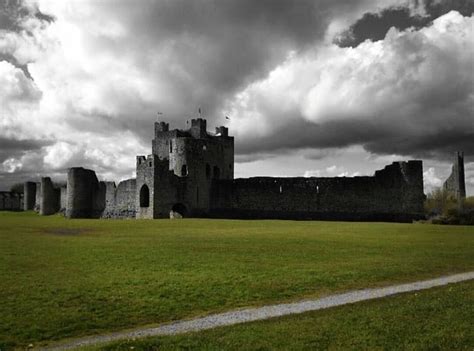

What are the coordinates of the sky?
(0, 0, 473, 195)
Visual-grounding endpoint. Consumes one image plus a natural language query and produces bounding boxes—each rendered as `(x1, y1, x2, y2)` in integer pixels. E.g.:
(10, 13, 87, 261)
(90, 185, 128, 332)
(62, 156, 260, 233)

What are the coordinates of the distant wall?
(0, 191, 23, 211)
(101, 179, 136, 218)
(210, 161, 425, 222)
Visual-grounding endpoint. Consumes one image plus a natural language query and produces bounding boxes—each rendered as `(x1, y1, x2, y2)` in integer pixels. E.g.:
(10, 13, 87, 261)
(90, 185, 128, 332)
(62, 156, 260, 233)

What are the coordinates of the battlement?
(155, 121, 169, 133)
(215, 126, 228, 137)
(136, 155, 157, 168)
(190, 118, 207, 138)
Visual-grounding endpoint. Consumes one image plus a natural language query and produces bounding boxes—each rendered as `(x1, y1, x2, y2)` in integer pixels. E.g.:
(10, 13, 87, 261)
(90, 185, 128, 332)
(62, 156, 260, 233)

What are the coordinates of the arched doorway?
(139, 184, 150, 207)
(170, 203, 187, 218)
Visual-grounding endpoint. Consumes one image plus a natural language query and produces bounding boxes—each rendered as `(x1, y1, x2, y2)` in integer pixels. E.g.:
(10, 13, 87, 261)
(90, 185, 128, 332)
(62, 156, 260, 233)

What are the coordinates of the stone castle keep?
(0, 118, 466, 221)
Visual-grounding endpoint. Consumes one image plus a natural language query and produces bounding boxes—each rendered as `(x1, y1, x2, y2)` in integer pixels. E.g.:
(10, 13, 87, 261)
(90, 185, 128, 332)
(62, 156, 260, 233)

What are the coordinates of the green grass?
(90, 280, 474, 351)
(0, 211, 473, 349)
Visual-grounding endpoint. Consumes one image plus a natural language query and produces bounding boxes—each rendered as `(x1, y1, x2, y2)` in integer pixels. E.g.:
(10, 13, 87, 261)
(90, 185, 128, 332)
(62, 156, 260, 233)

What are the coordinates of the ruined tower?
(135, 118, 234, 219)
(443, 151, 466, 200)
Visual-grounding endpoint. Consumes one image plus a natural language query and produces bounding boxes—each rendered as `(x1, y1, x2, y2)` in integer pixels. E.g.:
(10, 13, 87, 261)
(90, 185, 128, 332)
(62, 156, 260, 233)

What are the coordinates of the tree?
(9, 183, 24, 194)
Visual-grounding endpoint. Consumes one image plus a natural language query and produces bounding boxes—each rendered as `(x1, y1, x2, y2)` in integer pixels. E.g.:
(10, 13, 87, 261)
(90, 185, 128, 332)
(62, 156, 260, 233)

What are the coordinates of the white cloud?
(423, 167, 443, 193)
(304, 165, 361, 178)
(0, 1, 472, 198)
(226, 11, 473, 156)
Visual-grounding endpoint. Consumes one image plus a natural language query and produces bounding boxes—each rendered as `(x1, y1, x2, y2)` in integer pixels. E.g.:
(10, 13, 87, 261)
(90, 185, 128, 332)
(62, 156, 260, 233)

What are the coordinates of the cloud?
(423, 167, 443, 193)
(304, 165, 361, 178)
(0, 0, 472, 196)
(226, 11, 473, 160)
(0, 0, 409, 189)
(334, 0, 474, 47)
(334, 6, 428, 47)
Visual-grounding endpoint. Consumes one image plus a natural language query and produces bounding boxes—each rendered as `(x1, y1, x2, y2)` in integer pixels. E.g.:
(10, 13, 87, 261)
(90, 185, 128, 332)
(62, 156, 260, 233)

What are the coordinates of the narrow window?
(206, 164, 211, 179)
(169, 140, 173, 153)
(148, 161, 152, 167)
(139, 184, 150, 207)
(181, 165, 188, 176)
(279, 185, 283, 194)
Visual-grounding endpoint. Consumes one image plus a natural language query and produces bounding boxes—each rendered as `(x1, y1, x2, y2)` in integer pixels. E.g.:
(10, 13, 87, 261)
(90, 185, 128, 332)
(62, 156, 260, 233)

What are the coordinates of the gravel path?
(41, 271, 474, 351)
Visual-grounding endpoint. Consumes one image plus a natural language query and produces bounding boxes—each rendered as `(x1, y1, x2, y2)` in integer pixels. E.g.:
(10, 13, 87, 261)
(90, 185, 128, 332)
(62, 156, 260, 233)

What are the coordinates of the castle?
(1, 118, 466, 221)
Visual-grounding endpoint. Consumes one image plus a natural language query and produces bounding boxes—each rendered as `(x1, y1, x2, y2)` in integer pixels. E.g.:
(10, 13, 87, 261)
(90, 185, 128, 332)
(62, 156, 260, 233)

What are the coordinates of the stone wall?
(146, 119, 234, 218)
(66, 167, 104, 218)
(136, 155, 156, 219)
(40, 177, 60, 215)
(60, 185, 67, 212)
(443, 151, 466, 200)
(210, 161, 425, 222)
(23, 182, 36, 210)
(34, 182, 41, 212)
(101, 178, 137, 218)
(0, 192, 23, 211)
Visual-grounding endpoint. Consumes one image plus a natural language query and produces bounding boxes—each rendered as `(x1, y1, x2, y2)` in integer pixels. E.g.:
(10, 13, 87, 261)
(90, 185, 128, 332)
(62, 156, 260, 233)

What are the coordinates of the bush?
(425, 189, 474, 225)
(9, 183, 24, 194)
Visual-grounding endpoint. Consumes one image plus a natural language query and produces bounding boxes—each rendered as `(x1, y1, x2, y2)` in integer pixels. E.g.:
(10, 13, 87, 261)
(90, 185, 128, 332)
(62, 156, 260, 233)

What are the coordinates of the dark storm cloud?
(0, 0, 53, 31)
(335, 0, 474, 47)
(1, 0, 472, 191)
(0, 136, 51, 162)
(229, 7, 473, 163)
(235, 119, 391, 155)
(81, 0, 383, 143)
(335, 6, 428, 47)
(236, 117, 474, 162)
(423, 0, 474, 18)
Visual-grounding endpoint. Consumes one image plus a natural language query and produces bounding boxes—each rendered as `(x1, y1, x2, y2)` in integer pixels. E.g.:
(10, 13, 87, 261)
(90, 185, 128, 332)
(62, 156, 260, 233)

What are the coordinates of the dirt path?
(40, 271, 474, 350)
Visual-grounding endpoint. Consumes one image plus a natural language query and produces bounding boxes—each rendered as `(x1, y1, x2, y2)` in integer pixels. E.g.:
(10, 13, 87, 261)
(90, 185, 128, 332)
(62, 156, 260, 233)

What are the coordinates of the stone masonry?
(443, 151, 466, 200)
(11, 117, 440, 222)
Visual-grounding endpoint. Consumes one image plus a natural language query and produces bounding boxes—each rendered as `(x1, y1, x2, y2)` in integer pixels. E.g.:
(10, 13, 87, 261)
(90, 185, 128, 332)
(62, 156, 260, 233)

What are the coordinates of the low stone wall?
(0, 192, 23, 211)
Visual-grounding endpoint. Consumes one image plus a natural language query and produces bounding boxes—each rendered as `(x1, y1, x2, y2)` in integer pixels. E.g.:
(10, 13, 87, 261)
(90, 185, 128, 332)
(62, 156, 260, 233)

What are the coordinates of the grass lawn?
(0, 211, 473, 349)
(89, 280, 474, 351)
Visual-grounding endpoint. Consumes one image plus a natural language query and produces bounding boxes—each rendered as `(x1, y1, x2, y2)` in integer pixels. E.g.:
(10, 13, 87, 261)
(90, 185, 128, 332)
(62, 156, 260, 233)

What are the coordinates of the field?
(1, 211, 473, 349)
(90, 280, 474, 350)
